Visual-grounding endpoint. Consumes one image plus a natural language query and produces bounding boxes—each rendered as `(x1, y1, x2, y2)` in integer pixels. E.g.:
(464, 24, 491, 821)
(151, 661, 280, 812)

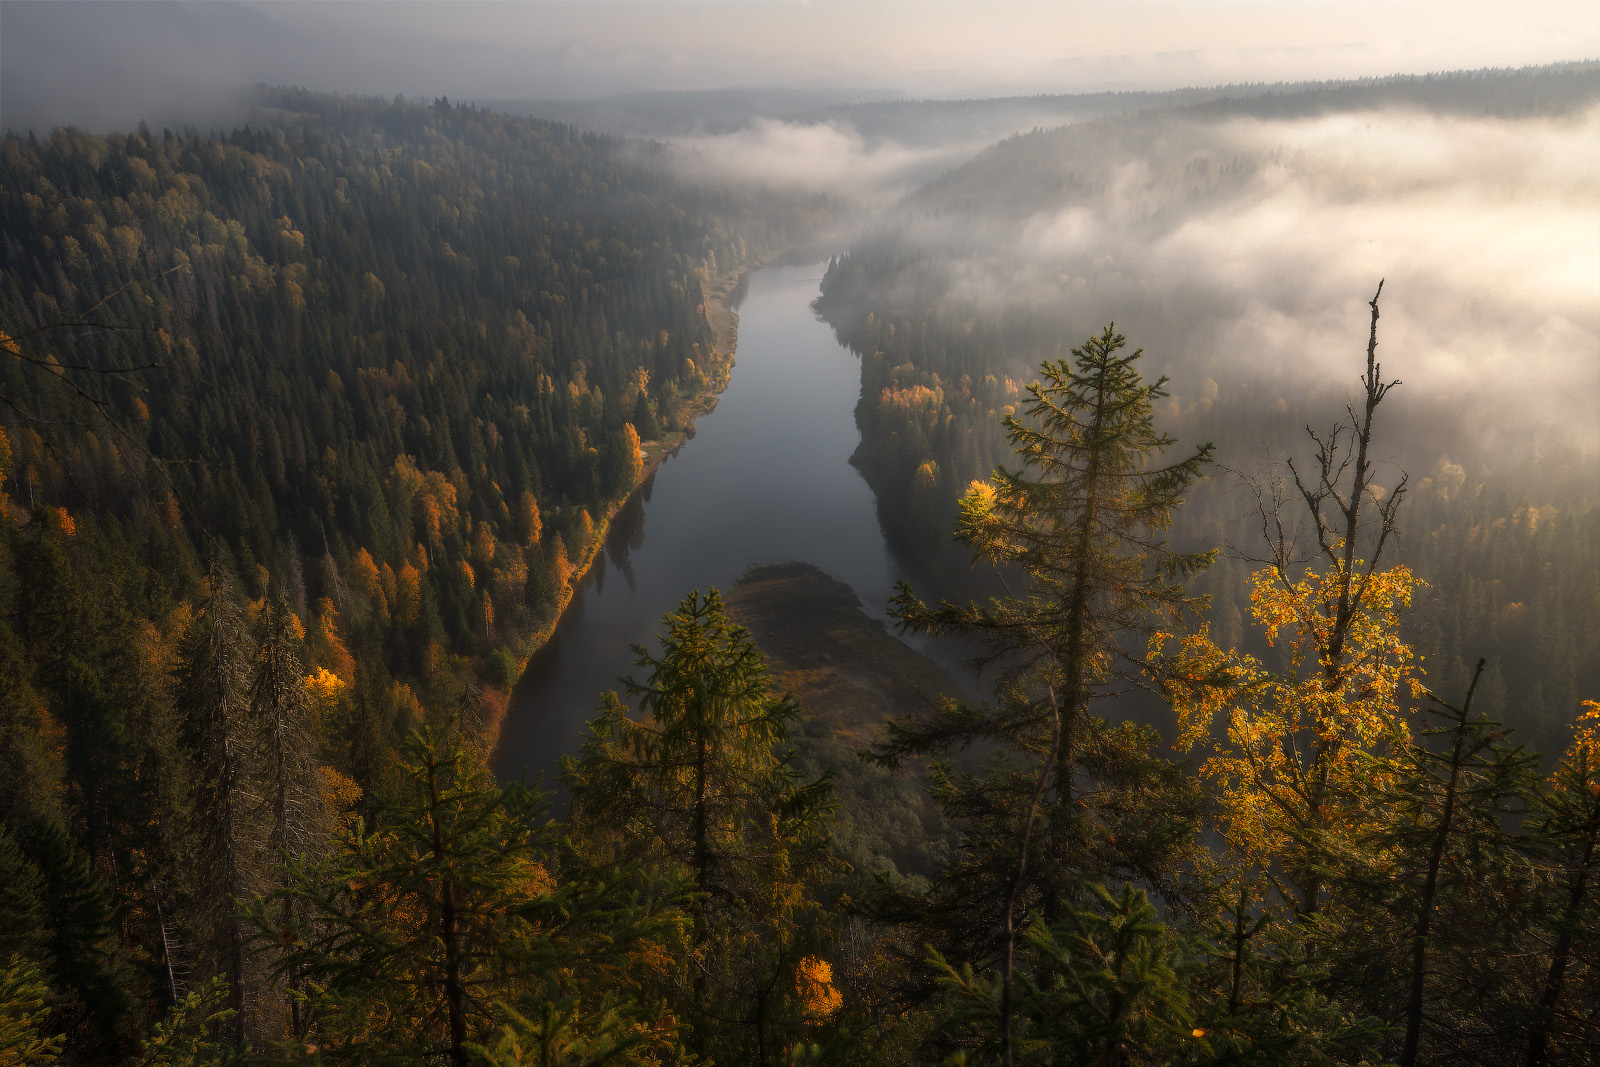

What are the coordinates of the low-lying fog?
(814, 98, 1600, 460)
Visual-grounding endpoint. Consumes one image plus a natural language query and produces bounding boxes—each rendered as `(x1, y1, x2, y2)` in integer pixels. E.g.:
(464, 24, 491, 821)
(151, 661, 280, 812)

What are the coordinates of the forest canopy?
(1, 69, 1596, 1067)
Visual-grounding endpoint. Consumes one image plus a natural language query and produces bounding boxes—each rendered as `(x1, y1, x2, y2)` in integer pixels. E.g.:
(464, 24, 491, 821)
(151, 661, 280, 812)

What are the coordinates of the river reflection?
(494, 264, 964, 786)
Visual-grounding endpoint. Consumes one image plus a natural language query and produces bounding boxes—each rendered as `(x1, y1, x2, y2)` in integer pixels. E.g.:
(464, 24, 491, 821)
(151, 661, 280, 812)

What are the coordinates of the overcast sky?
(3, 0, 1598, 132)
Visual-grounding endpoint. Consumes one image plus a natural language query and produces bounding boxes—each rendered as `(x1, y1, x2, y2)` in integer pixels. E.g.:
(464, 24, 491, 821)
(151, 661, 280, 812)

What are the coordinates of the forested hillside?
(1, 87, 830, 751)
(0, 89, 831, 1059)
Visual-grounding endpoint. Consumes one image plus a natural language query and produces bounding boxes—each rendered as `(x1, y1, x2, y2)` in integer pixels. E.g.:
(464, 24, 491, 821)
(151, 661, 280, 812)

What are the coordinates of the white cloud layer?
(663, 119, 990, 205)
(867, 105, 1600, 456)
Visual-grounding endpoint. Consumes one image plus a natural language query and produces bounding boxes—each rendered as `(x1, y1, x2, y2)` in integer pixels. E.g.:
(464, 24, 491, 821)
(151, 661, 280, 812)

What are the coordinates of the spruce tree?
(0, 953, 64, 1066)
(25, 819, 141, 1058)
(880, 326, 1214, 1066)
(255, 730, 682, 1067)
(1323, 660, 1538, 1064)
(1525, 702, 1600, 1066)
(565, 589, 836, 1065)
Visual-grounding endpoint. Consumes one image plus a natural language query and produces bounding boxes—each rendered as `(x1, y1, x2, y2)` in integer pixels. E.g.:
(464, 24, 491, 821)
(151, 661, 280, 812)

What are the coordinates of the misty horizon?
(5, 0, 1599, 135)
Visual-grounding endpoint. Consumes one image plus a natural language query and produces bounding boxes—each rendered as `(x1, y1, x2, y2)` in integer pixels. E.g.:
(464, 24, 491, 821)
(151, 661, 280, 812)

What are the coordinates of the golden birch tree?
(1158, 282, 1423, 917)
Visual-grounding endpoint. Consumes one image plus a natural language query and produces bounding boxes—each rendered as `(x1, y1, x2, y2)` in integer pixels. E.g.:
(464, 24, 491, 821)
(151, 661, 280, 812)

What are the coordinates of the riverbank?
(491, 264, 753, 726)
(494, 260, 929, 786)
(724, 561, 962, 745)
(725, 561, 963, 881)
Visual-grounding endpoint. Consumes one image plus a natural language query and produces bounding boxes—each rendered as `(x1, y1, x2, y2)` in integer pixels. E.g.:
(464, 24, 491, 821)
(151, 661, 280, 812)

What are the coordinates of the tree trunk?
(1000, 686, 1063, 1067)
(428, 757, 470, 1067)
(692, 687, 711, 1042)
(1527, 793, 1599, 1067)
(1228, 884, 1248, 1017)
(1401, 729, 1466, 1065)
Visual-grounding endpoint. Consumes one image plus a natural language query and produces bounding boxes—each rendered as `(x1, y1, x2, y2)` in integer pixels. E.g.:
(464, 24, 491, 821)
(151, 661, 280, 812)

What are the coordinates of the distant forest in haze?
(1, 67, 1597, 1066)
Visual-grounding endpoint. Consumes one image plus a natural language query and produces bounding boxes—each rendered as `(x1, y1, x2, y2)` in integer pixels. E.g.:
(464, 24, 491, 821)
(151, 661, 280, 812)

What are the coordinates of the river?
(493, 263, 957, 785)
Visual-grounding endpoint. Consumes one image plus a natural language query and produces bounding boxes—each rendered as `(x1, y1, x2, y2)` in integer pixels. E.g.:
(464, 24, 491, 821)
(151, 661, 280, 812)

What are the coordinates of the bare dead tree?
(1283, 281, 1410, 673)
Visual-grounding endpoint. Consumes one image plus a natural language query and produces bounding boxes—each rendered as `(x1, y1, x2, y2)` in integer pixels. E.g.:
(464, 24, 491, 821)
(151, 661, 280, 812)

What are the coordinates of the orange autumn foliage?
(1559, 699, 1600, 793)
(396, 563, 422, 625)
(392, 454, 459, 556)
(310, 600, 357, 684)
(352, 549, 385, 615)
(549, 534, 572, 590)
(621, 422, 644, 487)
(1158, 556, 1425, 865)
(796, 956, 843, 1019)
(472, 523, 496, 566)
(516, 490, 542, 547)
(318, 765, 363, 830)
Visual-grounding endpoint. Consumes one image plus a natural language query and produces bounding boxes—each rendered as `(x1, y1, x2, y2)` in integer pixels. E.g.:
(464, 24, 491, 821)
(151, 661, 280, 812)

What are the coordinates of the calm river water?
(494, 263, 954, 784)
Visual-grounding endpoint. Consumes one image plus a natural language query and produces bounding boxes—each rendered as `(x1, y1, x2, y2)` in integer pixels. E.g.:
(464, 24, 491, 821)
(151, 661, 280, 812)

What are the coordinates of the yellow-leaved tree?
(1161, 559, 1423, 904)
(1158, 283, 1421, 917)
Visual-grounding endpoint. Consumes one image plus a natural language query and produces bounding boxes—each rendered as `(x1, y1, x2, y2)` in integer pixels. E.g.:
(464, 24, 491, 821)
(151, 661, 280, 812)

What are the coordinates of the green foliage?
(0, 89, 769, 809)
(251, 730, 681, 1066)
(0, 828, 48, 964)
(1183, 885, 1393, 1066)
(27, 818, 143, 1057)
(932, 884, 1192, 1066)
(131, 978, 241, 1067)
(1313, 663, 1540, 1062)
(565, 589, 838, 1064)
(877, 327, 1213, 1065)
(932, 881, 1395, 1067)
(1523, 733, 1600, 1065)
(468, 998, 651, 1067)
(0, 954, 63, 1067)
(488, 646, 523, 687)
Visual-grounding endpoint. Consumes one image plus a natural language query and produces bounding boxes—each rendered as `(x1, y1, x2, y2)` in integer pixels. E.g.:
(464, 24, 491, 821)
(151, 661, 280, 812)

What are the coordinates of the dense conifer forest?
(0, 86, 830, 774)
(1, 76, 1596, 1066)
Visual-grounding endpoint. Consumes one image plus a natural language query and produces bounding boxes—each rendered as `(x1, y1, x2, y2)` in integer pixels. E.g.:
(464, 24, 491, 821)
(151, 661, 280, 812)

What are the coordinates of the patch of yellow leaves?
(795, 956, 842, 1019)
(305, 667, 347, 707)
(1156, 558, 1424, 863)
(1556, 700, 1600, 797)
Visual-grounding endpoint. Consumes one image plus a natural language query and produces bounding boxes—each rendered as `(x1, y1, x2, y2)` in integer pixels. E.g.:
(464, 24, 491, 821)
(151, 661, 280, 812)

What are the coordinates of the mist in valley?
(5, 2, 1594, 680)
(819, 74, 1600, 482)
